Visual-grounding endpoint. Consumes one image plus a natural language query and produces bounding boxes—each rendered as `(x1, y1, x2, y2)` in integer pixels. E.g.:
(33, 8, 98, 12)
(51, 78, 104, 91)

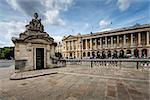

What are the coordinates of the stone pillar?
(65, 41, 67, 52)
(76, 41, 78, 51)
(68, 41, 70, 51)
(123, 34, 126, 48)
(117, 36, 119, 48)
(72, 41, 74, 50)
(105, 37, 107, 48)
(95, 39, 97, 50)
(146, 31, 149, 46)
(111, 36, 113, 48)
(70, 41, 72, 51)
(90, 38, 92, 50)
(99, 38, 102, 49)
(131, 33, 133, 47)
(86, 39, 88, 50)
(138, 33, 141, 47)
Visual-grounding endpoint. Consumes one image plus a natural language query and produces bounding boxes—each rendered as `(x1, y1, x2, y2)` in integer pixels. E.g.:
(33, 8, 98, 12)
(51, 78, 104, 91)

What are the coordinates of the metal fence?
(15, 58, 150, 71)
(58, 59, 150, 69)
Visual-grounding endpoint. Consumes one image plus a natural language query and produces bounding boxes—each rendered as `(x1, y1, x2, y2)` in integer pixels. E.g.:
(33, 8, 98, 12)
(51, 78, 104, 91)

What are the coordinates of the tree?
(0, 47, 14, 59)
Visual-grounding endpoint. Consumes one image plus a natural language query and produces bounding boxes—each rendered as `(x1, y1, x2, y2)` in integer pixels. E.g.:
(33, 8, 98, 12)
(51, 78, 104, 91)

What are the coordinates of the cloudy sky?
(0, 0, 149, 47)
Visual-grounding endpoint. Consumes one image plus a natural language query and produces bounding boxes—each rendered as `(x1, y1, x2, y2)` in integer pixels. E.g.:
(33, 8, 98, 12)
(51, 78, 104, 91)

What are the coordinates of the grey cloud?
(8, 0, 46, 19)
(6, 0, 74, 26)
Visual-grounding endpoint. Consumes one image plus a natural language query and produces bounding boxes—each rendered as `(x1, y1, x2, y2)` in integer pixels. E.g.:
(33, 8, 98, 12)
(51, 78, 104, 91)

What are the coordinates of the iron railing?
(59, 58, 150, 69)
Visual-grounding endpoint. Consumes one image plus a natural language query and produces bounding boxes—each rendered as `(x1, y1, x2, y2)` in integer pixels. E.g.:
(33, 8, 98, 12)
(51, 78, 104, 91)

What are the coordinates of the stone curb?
(10, 71, 58, 80)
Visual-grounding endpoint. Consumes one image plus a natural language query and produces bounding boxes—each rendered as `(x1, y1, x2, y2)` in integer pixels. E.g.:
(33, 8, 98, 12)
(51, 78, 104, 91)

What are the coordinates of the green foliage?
(0, 47, 14, 59)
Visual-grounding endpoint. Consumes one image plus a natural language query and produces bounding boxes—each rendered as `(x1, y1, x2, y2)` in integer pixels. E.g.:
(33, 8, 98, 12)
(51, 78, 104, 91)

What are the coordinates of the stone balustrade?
(59, 59, 150, 69)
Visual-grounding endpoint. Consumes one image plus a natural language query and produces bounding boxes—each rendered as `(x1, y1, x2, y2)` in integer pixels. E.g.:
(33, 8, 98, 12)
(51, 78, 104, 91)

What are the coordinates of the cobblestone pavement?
(0, 65, 149, 100)
(0, 60, 14, 67)
(0, 60, 14, 79)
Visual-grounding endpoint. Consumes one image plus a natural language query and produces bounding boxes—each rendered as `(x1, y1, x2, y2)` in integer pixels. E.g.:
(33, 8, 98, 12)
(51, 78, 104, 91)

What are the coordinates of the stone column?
(146, 31, 149, 46)
(117, 36, 119, 48)
(105, 37, 107, 48)
(72, 41, 74, 50)
(68, 41, 70, 51)
(76, 41, 78, 51)
(99, 38, 102, 49)
(90, 38, 92, 50)
(95, 39, 97, 50)
(86, 39, 88, 50)
(111, 36, 113, 48)
(65, 41, 67, 52)
(123, 34, 126, 48)
(138, 33, 141, 47)
(81, 40, 83, 51)
(131, 33, 133, 47)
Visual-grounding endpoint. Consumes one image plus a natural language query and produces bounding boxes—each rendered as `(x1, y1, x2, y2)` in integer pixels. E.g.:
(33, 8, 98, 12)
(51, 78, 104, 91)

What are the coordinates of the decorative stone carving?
(12, 13, 55, 44)
(25, 13, 44, 32)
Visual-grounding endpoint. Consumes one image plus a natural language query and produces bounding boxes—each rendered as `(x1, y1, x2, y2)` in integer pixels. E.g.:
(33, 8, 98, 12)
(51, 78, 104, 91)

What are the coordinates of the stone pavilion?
(12, 13, 57, 71)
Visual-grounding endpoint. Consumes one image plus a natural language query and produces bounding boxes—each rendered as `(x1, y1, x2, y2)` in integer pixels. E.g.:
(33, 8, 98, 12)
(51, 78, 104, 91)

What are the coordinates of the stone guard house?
(12, 13, 57, 71)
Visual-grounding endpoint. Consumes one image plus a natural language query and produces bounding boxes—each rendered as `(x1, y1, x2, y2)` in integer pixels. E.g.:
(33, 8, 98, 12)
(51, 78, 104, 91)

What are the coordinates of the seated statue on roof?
(26, 13, 44, 32)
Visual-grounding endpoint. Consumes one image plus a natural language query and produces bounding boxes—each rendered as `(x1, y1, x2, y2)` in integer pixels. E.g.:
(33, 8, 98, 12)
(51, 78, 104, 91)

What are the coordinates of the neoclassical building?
(55, 42, 63, 53)
(62, 24, 150, 59)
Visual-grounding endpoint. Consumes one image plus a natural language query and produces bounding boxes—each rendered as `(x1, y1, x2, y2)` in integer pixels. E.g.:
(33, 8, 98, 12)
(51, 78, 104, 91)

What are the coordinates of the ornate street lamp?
(80, 37, 83, 59)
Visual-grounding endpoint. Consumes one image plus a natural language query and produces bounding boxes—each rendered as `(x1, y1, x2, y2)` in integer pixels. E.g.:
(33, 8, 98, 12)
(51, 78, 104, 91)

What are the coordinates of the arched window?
(102, 51, 106, 59)
(83, 52, 86, 57)
(88, 52, 90, 57)
(119, 50, 124, 58)
(134, 49, 139, 58)
(107, 50, 111, 58)
(113, 50, 118, 58)
(142, 49, 147, 58)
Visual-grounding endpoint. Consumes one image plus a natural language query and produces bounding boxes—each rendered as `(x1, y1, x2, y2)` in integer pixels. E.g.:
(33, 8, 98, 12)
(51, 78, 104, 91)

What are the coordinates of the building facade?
(56, 42, 63, 53)
(62, 24, 150, 59)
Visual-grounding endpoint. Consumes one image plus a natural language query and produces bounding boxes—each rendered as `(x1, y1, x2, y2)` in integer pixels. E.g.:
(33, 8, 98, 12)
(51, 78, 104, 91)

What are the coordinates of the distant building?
(56, 42, 62, 53)
(62, 24, 150, 59)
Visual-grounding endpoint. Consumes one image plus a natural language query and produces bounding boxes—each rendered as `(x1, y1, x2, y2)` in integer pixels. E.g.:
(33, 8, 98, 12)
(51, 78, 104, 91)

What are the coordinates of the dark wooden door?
(36, 48, 44, 69)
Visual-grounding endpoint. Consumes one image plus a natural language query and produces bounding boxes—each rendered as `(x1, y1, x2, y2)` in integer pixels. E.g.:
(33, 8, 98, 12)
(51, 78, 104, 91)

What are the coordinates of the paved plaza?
(0, 61, 149, 100)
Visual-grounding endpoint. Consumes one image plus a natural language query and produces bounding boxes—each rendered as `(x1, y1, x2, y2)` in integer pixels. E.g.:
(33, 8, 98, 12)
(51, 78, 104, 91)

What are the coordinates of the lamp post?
(80, 37, 82, 59)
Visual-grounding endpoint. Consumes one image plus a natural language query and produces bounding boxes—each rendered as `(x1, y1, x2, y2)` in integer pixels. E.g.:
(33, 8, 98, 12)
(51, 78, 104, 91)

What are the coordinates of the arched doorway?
(83, 52, 86, 57)
(102, 51, 106, 59)
(92, 51, 95, 58)
(70, 52, 72, 58)
(126, 50, 131, 58)
(134, 49, 139, 58)
(113, 50, 118, 58)
(107, 50, 111, 58)
(87, 52, 90, 57)
(119, 50, 124, 58)
(141, 49, 147, 58)
(97, 51, 100, 58)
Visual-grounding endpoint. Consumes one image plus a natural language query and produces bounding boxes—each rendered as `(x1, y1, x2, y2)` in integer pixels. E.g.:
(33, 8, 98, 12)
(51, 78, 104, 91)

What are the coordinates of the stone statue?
(25, 13, 44, 32)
